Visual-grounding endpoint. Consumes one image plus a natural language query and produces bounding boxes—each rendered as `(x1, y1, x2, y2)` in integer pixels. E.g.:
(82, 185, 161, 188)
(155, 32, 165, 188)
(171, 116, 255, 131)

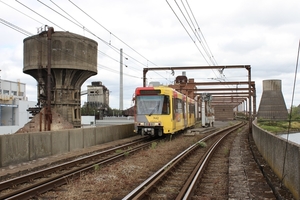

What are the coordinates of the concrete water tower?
(257, 79, 288, 120)
(23, 27, 97, 130)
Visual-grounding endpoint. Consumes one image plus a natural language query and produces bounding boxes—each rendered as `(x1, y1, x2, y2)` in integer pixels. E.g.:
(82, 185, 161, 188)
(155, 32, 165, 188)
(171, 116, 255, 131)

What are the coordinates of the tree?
(290, 105, 300, 120)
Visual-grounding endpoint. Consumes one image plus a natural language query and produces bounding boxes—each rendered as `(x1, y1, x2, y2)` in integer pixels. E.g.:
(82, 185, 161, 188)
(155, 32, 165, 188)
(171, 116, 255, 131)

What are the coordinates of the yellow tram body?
(134, 86, 195, 137)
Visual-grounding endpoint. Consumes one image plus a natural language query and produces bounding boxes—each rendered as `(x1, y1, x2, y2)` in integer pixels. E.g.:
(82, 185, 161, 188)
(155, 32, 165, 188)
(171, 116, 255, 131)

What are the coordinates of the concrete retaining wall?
(252, 120, 300, 200)
(0, 124, 135, 167)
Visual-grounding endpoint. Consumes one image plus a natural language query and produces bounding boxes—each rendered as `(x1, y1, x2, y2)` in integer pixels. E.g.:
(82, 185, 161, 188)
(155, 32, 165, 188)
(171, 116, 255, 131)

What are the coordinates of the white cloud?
(0, 0, 300, 110)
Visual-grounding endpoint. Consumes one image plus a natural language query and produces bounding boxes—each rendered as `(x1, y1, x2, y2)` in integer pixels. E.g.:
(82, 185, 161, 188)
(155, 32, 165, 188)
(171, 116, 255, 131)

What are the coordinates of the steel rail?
(0, 137, 157, 200)
(0, 137, 148, 191)
(177, 122, 246, 199)
(122, 122, 244, 200)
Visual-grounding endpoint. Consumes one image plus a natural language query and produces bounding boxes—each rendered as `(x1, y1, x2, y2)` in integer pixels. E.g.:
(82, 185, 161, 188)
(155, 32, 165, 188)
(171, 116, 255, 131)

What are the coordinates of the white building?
(0, 79, 36, 134)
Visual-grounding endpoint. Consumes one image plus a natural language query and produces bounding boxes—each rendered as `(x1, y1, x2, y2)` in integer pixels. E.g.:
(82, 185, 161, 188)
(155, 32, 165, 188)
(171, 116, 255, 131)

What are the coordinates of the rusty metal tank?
(23, 29, 97, 129)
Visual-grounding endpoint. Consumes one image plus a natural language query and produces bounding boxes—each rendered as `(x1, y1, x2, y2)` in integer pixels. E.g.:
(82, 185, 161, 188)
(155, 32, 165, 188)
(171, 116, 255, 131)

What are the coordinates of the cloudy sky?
(0, 0, 299, 111)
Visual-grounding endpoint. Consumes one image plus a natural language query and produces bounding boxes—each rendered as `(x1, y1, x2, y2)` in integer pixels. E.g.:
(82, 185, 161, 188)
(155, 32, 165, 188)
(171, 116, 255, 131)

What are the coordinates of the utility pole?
(119, 48, 123, 112)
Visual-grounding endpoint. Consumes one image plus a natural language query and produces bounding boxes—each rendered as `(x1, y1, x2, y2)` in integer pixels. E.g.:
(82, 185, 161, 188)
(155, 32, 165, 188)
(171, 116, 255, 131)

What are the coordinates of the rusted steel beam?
(210, 102, 242, 106)
(143, 65, 250, 87)
(190, 81, 255, 86)
(212, 98, 247, 102)
(194, 88, 251, 91)
(212, 96, 248, 98)
(142, 65, 253, 132)
(194, 92, 251, 95)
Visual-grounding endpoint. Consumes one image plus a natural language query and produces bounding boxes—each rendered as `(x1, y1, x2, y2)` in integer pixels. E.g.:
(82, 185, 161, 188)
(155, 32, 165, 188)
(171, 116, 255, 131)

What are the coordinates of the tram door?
(172, 97, 176, 131)
(184, 102, 187, 128)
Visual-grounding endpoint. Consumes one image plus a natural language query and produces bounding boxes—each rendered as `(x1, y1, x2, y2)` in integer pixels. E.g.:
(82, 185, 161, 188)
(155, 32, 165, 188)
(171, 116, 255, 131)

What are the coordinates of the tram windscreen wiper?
(149, 102, 160, 116)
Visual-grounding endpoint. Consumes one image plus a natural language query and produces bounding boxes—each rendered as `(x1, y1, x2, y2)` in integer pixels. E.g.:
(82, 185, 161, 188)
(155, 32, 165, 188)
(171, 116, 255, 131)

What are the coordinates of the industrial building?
(81, 81, 110, 120)
(86, 81, 109, 108)
(0, 79, 36, 134)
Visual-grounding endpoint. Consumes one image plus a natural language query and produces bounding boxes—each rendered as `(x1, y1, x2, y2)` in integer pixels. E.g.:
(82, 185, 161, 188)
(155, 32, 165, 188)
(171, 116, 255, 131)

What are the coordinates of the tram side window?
(162, 96, 170, 114)
(189, 103, 195, 116)
(174, 98, 183, 114)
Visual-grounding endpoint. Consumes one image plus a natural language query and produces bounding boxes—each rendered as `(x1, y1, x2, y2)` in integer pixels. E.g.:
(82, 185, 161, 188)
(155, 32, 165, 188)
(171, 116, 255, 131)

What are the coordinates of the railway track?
(0, 136, 157, 200)
(123, 122, 246, 199)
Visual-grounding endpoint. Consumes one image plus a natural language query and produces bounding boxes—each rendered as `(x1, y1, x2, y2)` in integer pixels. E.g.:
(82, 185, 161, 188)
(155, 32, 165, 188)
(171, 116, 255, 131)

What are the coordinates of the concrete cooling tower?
(257, 79, 288, 120)
(21, 27, 97, 131)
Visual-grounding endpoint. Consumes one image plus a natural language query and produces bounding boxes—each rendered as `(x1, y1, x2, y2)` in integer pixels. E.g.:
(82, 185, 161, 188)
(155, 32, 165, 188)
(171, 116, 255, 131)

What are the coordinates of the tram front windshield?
(136, 95, 169, 115)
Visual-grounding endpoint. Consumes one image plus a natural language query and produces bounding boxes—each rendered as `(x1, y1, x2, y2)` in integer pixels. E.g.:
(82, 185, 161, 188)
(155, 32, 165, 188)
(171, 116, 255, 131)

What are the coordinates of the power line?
(2, 1, 172, 83)
(167, 0, 227, 81)
(36, 0, 165, 80)
(67, 1, 171, 81)
(0, 18, 32, 36)
(68, 0, 158, 67)
(166, 0, 219, 67)
(15, 0, 64, 30)
(175, 0, 211, 58)
(11, 1, 144, 79)
(0, 0, 44, 27)
(185, 0, 218, 65)
(180, 0, 216, 66)
(166, 0, 210, 66)
(0, 16, 142, 80)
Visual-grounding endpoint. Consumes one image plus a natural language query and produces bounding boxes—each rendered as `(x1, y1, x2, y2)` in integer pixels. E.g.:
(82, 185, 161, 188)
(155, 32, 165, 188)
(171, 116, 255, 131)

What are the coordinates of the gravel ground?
(0, 121, 295, 199)
(40, 133, 208, 199)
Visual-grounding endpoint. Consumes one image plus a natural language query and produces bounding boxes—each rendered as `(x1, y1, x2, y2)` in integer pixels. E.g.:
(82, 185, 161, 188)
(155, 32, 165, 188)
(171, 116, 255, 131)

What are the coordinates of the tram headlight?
(139, 122, 145, 126)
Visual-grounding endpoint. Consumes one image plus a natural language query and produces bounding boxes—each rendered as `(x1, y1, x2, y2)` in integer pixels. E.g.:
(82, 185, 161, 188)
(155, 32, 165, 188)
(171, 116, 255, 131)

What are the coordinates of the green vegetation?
(197, 141, 207, 148)
(151, 142, 158, 149)
(223, 147, 230, 156)
(115, 149, 123, 154)
(81, 103, 122, 117)
(124, 151, 130, 157)
(94, 164, 100, 171)
(257, 105, 300, 134)
(289, 105, 300, 120)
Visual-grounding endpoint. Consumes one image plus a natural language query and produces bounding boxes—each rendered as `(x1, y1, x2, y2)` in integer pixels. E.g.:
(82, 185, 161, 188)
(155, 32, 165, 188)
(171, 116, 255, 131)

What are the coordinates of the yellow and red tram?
(134, 86, 195, 137)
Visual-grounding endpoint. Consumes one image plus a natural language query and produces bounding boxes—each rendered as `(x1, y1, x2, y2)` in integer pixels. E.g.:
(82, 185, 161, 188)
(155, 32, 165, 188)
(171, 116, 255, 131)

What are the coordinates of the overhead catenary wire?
(185, 0, 218, 66)
(1, 0, 168, 86)
(0, 16, 141, 80)
(166, 0, 210, 66)
(168, 0, 238, 87)
(0, 0, 44, 28)
(12, 0, 140, 71)
(15, 0, 64, 31)
(36, 0, 167, 81)
(0, 18, 32, 36)
(166, 0, 227, 83)
(281, 40, 300, 185)
(1, 0, 187, 85)
(68, 0, 158, 67)
(177, 0, 216, 66)
(1, 1, 226, 85)
(67, 0, 170, 81)
(166, 0, 218, 67)
(10, 0, 145, 80)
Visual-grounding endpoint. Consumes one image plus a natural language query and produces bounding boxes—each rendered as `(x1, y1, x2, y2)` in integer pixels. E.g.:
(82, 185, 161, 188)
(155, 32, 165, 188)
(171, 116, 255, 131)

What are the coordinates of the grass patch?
(151, 142, 157, 149)
(115, 149, 123, 154)
(94, 164, 101, 171)
(223, 147, 229, 156)
(197, 141, 207, 148)
(257, 120, 300, 134)
(124, 151, 130, 157)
